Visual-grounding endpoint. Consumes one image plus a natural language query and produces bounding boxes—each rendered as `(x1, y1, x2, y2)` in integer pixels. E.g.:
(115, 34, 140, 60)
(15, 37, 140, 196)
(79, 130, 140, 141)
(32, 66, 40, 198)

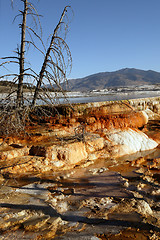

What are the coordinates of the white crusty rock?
(136, 200, 153, 216)
(145, 109, 160, 120)
(141, 110, 149, 124)
(105, 128, 158, 156)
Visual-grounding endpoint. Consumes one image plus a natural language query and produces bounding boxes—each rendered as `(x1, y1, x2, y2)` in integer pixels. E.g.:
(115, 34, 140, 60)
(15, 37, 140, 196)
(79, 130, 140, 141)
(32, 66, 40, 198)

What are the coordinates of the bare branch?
(27, 1, 42, 37)
(0, 74, 19, 79)
(0, 56, 19, 60)
(13, 14, 22, 23)
(24, 67, 39, 77)
(25, 40, 45, 56)
(0, 61, 19, 67)
(26, 25, 46, 51)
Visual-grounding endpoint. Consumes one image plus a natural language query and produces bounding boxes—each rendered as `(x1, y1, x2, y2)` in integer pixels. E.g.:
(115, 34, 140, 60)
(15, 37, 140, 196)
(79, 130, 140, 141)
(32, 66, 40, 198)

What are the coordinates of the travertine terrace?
(0, 96, 160, 239)
(0, 97, 159, 176)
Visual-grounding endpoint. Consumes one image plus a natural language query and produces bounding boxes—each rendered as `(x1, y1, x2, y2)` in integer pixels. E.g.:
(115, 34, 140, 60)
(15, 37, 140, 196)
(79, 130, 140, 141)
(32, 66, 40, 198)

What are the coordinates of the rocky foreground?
(0, 97, 160, 239)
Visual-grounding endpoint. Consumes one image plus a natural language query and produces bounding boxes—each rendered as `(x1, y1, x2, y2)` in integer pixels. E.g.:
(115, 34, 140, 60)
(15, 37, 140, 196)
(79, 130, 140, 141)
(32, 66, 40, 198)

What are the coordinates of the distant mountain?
(64, 68, 160, 91)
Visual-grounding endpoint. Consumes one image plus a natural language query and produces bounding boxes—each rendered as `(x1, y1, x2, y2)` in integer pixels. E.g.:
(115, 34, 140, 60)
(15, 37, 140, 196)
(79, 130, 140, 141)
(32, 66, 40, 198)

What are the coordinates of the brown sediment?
(96, 228, 153, 240)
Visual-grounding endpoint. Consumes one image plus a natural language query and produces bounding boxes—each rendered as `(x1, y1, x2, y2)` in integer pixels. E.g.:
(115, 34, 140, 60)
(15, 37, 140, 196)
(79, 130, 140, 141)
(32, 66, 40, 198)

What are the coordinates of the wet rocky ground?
(0, 102, 160, 239)
(0, 143, 160, 239)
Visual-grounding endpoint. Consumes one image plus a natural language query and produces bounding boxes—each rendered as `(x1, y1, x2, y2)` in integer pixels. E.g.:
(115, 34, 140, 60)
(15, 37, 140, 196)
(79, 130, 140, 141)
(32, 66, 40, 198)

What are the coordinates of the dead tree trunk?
(17, 0, 27, 108)
(31, 7, 68, 108)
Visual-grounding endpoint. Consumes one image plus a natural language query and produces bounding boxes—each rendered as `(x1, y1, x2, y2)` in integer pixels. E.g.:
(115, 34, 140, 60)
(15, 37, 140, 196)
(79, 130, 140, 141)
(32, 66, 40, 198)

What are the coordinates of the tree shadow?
(1, 169, 160, 236)
(0, 202, 159, 233)
(10, 172, 134, 199)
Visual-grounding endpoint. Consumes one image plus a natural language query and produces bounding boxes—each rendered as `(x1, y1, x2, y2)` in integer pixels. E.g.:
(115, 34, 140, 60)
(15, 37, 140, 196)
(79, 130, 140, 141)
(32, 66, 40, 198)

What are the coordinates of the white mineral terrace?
(0, 84, 160, 105)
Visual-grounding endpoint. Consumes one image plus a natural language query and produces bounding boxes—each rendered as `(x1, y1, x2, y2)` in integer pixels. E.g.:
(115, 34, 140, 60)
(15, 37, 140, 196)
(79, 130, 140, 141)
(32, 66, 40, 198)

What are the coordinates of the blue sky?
(1, 0, 160, 79)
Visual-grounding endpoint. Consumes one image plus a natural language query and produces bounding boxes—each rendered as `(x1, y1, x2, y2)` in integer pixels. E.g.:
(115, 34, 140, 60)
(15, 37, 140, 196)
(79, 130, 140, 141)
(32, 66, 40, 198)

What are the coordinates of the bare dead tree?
(0, 0, 43, 108)
(31, 6, 72, 107)
(16, 0, 27, 108)
(0, 1, 73, 138)
(0, 0, 42, 137)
